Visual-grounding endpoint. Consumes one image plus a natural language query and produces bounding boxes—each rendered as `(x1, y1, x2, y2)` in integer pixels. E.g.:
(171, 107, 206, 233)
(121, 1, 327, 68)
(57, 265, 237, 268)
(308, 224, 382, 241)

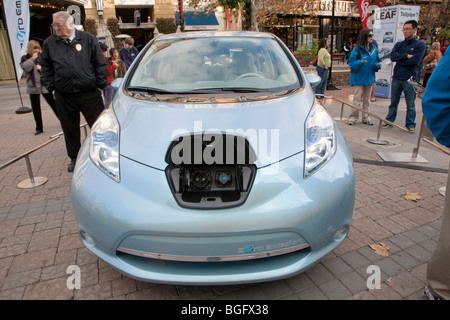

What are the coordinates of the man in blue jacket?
(382, 20, 426, 134)
(422, 48, 450, 300)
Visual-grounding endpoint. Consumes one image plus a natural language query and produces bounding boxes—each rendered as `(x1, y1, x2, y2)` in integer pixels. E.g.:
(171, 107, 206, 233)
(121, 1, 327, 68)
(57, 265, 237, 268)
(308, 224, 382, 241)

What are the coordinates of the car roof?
(155, 31, 276, 41)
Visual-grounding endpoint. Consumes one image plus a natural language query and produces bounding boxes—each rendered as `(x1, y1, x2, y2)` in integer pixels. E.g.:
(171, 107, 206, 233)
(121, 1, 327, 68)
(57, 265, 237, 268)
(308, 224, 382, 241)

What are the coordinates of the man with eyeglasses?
(41, 11, 106, 172)
(381, 20, 426, 134)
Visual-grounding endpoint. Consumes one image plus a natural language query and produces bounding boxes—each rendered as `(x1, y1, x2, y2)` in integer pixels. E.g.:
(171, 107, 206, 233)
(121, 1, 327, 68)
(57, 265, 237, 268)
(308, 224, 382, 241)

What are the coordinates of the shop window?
(116, 7, 153, 23)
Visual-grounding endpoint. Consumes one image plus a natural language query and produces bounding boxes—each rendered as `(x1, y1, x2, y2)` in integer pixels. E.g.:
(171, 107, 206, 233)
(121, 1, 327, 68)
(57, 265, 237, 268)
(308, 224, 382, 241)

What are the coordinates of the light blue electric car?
(71, 31, 355, 285)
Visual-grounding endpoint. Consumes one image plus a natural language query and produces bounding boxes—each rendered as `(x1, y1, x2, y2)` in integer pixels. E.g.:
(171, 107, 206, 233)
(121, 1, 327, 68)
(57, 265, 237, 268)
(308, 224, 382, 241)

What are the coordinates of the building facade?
(1, 0, 446, 80)
(82, 0, 175, 49)
(263, 0, 363, 53)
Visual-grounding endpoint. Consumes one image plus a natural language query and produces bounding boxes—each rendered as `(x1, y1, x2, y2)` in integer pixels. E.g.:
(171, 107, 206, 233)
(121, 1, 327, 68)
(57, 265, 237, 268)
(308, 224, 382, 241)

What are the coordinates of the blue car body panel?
(114, 89, 315, 170)
(71, 31, 355, 285)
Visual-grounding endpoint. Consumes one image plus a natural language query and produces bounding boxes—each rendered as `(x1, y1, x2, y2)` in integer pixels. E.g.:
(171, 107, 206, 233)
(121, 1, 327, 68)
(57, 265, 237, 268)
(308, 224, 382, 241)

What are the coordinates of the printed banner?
(357, 0, 387, 29)
(3, 0, 30, 80)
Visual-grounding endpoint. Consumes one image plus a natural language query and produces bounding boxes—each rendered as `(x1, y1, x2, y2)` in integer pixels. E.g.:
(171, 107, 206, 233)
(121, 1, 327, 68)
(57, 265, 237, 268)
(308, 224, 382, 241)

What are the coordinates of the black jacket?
(41, 29, 107, 93)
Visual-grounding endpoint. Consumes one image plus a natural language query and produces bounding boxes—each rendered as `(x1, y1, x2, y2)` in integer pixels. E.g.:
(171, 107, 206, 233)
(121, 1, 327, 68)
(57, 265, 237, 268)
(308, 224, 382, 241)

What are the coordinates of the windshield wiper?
(188, 87, 268, 93)
(127, 86, 172, 94)
(221, 87, 267, 93)
(127, 86, 269, 95)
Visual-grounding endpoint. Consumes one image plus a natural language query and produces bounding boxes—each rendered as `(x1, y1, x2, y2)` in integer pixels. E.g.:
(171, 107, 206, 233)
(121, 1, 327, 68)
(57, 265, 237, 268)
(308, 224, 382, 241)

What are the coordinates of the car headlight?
(90, 109, 120, 182)
(304, 101, 336, 178)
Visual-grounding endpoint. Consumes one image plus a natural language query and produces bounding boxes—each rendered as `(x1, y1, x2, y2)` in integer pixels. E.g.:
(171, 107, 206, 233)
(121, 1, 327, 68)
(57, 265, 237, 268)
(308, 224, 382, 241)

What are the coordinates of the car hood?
(113, 88, 314, 170)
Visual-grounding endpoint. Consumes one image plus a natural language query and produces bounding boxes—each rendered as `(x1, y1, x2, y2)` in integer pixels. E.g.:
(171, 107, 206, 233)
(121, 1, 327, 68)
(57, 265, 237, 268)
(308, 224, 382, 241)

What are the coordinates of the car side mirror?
(306, 74, 322, 88)
(111, 78, 123, 91)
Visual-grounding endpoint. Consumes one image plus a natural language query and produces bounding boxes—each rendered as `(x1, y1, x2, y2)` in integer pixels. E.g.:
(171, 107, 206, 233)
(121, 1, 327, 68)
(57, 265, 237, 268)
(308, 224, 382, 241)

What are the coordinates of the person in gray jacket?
(20, 40, 58, 135)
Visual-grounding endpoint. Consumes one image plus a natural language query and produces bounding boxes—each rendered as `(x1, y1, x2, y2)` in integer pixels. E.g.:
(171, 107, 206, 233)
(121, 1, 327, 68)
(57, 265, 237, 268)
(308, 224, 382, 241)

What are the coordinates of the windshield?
(127, 36, 301, 96)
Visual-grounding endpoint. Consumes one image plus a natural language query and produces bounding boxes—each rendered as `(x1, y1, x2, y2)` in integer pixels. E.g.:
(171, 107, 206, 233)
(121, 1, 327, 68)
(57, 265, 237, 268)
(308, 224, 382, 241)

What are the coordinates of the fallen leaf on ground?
(405, 192, 421, 201)
(369, 243, 391, 257)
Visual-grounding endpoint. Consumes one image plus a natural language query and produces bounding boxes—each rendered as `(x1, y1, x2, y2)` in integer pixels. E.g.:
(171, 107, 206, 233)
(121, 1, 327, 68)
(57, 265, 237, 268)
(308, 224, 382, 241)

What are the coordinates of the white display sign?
(373, 5, 421, 98)
(3, 0, 30, 81)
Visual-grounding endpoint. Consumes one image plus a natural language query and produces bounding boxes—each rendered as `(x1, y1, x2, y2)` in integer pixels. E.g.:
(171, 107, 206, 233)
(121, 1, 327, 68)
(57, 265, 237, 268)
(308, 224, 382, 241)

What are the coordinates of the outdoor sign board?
(373, 5, 421, 98)
(2, 0, 30, 81)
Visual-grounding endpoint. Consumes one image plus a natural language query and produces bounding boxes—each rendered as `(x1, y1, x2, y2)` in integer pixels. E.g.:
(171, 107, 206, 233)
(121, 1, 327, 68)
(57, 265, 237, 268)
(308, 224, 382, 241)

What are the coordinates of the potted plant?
(295, 39, 319, 67)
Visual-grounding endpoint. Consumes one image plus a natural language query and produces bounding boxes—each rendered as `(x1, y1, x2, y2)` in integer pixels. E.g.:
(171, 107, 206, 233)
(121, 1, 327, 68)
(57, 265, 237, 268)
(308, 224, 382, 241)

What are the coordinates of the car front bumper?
(72, 132, 354, 285)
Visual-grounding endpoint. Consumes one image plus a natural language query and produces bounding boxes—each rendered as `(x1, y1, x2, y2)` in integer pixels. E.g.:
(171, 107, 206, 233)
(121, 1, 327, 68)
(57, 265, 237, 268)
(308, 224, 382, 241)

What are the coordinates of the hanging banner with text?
(3, 0, 30, 81)
(357, 0, 387, 29)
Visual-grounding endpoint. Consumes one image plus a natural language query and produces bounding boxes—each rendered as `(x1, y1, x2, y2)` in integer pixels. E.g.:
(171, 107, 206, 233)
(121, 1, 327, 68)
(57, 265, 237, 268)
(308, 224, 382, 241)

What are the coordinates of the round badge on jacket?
(76, 44, 82, 51)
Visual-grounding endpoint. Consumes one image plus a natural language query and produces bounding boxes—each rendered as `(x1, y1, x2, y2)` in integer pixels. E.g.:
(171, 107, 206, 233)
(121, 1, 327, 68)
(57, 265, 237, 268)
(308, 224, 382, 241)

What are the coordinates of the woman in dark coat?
(20, 40, 58, 135)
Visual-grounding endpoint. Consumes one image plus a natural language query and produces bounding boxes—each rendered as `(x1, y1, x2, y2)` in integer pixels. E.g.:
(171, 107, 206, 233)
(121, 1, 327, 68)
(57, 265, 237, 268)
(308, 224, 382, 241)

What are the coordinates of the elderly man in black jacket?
(41, 11, 106, 172)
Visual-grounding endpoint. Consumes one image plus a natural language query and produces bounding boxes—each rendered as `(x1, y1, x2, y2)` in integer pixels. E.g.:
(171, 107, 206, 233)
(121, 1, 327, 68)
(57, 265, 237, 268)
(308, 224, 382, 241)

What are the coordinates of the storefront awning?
(176, 12, 220, 31)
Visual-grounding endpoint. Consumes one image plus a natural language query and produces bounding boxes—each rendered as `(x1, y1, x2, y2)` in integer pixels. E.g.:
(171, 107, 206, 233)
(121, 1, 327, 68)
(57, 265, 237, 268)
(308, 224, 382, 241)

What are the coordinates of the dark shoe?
(68, 159, 76, 173)
(363, 120, 373, 126)
(408, 127, 415, 134)
(423, 286, 443, 300)
(34, 130, 43, 135)
(347, 120, 355, 126)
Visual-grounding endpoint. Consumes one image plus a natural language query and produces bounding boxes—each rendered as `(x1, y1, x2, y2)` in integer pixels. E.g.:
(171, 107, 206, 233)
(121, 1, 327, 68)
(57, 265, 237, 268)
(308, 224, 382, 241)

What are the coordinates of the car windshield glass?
(128, 36, 300, 95)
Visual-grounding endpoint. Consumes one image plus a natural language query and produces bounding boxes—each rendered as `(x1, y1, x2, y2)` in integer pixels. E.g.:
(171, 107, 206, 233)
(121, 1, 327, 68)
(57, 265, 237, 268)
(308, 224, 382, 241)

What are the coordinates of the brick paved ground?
(0, 80, 448, 300)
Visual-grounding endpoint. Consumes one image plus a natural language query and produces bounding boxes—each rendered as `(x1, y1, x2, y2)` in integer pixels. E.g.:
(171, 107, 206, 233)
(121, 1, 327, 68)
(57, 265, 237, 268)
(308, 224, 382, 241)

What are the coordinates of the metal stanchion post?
(333, 102, 348, 121)
(367, 120, 389, 145)
(17, 155, 48, 189)
(412, 116, 427, 158)
(1, 136, 60, 189)
(377, 81, 428, 163)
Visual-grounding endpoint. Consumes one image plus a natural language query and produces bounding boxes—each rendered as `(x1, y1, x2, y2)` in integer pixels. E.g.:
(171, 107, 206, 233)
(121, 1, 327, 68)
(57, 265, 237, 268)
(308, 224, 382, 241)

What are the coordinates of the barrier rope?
(331, 97, 450, 157)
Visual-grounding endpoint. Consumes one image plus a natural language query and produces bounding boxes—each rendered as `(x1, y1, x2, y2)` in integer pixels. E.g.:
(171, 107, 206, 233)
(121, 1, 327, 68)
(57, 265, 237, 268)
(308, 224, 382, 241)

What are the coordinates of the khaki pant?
(427, 160, 450, 299)
(348, 85, 372, 123)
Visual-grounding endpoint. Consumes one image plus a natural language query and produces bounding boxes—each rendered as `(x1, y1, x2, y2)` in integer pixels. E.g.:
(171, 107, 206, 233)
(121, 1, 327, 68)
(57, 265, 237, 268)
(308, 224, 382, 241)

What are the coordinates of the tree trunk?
(250, 0, 259, 31)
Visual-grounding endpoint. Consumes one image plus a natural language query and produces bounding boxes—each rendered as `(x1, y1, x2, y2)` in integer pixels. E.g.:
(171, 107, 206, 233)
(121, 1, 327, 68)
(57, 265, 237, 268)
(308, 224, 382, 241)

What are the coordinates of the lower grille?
(117, 243, 310, 262)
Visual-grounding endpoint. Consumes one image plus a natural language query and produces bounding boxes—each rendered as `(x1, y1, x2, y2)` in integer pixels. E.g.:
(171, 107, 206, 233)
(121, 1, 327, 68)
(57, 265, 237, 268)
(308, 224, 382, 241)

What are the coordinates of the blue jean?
(103, 84, 115, 108)
(385, 78, 417, 128)
(414, 61, 423, 82)
(315, 66, 328, 95)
